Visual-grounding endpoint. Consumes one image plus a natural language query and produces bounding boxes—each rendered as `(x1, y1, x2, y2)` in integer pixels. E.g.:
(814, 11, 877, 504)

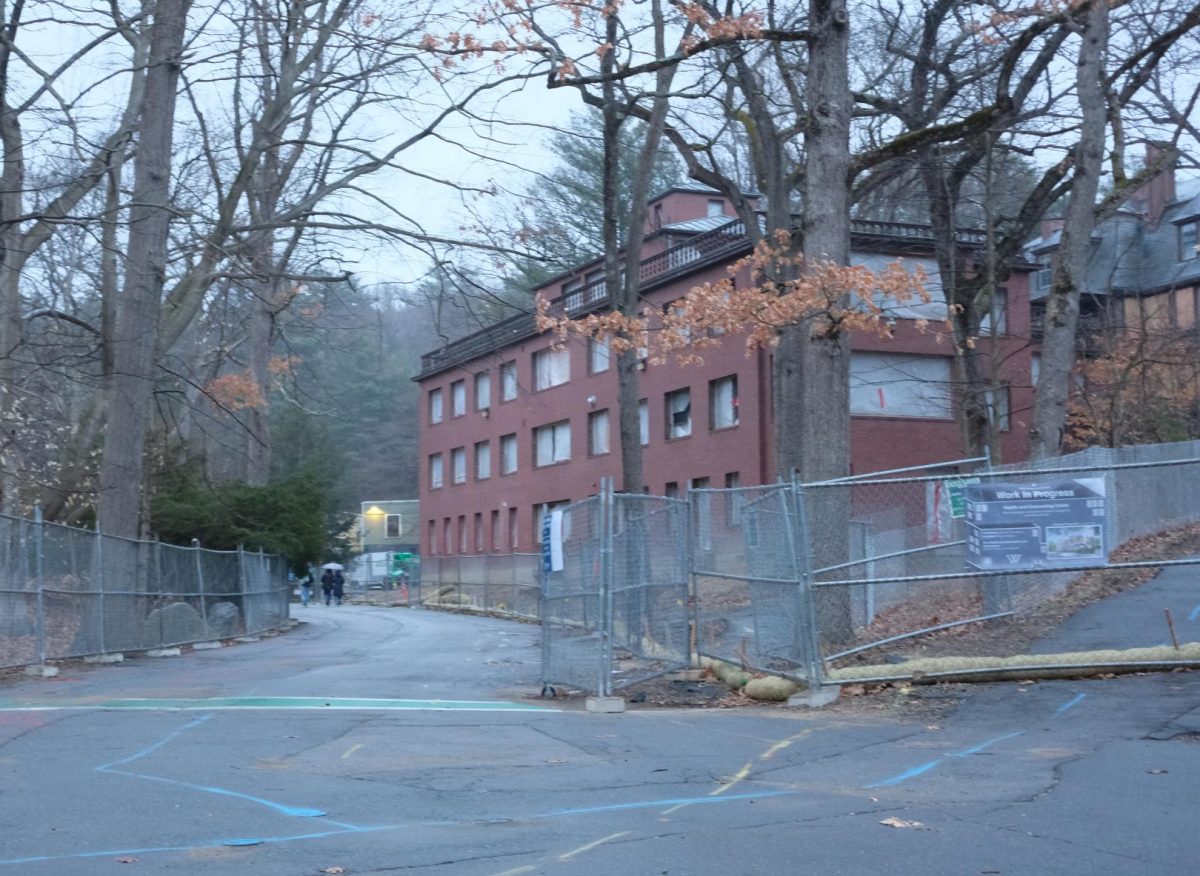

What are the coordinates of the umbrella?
(322, 562, 344, 570)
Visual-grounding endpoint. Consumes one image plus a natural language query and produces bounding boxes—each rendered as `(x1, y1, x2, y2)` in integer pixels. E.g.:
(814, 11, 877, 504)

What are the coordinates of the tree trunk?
(1031, 0, 1108, 459)
(97, 0, 190, 537)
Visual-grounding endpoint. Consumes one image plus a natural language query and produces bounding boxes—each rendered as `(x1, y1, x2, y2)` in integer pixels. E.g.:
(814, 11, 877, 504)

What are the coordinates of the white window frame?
(979, 288, 1008, 335)
(429, 453, 444, 489)
(429, 388, 443, 424)
(534, 420, 571, 466)
(500, 433, 518, 474)
(710, 375, 739, 430)
(1180, 220, 1199, 260)
(850, 352, 952, 419)
(533, 347, 570, 390)
(588, 409, 610, 455)
(451, 447, 466, 484)
(665, 388, 692, 439)
(500, 360, 518, 401)
(638, 399, 649, 446)
(451, 380, 466, 417)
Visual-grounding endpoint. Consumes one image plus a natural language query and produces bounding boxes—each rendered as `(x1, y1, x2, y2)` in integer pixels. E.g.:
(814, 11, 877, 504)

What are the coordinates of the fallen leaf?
(880, 817, 925, 829)
(321, 868, 346, 875)
(1147, 769, 1168, 775)
(117, 858, 138, 864)
(925, 724, 941, 731)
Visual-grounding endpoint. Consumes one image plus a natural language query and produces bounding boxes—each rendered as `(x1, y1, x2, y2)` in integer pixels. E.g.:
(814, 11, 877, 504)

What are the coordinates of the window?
(508, 506, 518, 549)
(451, 380, 466, 417)
(429, 453, 444, 489)
(473, 513, 483, 552)
(1035, 259, 1053, 294)
(535, 420, 571, 466)
(589, 336, 610, 373)
(665, 387, 692, 439)
(458, 515, 467, 553)
(710, 375, 739, 429)
(979, 288, 1008, 335)
(500, 433, 517, 474)
(665, 482, 679, 499)
(850, 253, 948, 320)
(533, 347, 570, 390)
(724, 472, 744, 525)
(451, 447, 466, 484)
(475, 440, 490, 480)
(490, 510, 500, 551)
(588, 409, 610, 455)
(385, 514, 401, 538)
(500, 360, 518, 401)
(429, 388, 443, 424)
(984, 386, 1011, 432)
(475, 372, 491, 410)
(850, 353, 952, 419)
(533, 500, 570, 545)
(638, 399, 649, 446)
(707, 198, 725, 218)
(427, 520, 436, 555)
(1180, 220, 1199, 260)
(442, 518, 451, 554)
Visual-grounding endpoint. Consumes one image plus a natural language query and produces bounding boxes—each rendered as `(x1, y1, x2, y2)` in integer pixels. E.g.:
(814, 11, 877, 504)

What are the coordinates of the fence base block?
(585, 696, 626, 714)
(234, 636, 261, 644)
(192, 642, 223, 650)
(23, 665, 58, 677)
(83, 653, 124, 664)
(788, 685, 841, 709)
(145, 648, 182, 658)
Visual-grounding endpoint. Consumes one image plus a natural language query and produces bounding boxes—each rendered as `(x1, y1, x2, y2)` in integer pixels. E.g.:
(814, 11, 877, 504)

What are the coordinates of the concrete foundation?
(585, 696, 626, 714)
(23, 665, 59, 678)
(83, 653, 124, 664)
(788, 685, 841, 709)
(234, 636, 261, 644)
(145, 647, 182, 658)
(192, 641, 223, 650)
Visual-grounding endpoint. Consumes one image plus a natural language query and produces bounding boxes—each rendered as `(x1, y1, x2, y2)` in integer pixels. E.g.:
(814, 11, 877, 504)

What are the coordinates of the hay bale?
(744, 676, 799, 701)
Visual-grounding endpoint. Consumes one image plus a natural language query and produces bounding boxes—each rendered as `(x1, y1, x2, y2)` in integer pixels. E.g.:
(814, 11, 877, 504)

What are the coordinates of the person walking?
(332, 569, 345, 606)
(299, 567, 314, 606)
(321, 568, 334, 606)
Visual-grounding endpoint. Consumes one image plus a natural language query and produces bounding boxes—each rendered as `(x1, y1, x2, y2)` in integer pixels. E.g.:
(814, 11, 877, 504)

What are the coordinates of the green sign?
(947, 478, 980, 519)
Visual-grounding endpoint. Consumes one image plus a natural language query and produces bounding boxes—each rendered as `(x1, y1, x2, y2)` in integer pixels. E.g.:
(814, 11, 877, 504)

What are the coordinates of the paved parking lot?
(2, 604, 1199, 874)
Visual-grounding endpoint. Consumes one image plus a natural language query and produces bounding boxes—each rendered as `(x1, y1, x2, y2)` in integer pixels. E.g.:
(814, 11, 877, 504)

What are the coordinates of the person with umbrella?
(321, 565, 335, 605)
(321, 562, 345, 606)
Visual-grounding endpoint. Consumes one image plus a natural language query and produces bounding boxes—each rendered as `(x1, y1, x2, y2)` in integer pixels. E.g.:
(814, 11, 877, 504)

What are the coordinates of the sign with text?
(965, 478, 1107, 570)
(540, 510, 565, 573)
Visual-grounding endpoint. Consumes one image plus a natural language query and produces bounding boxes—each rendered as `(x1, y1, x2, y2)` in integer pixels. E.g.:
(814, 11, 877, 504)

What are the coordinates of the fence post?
(598, 477, 615, 698)
(94, 521, 106, 655)
(789, 475, 825, 688)
(33, 505, 46, 666)
(192, 538, 209, 639)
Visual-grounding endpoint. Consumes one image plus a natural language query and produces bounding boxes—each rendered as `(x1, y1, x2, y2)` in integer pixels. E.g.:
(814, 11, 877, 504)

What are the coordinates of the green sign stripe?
(0, 696, 555, 713)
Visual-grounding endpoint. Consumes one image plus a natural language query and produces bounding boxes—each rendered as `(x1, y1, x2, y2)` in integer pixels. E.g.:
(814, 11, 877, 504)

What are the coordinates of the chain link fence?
(0, 512, 289, 669)
(417, 553, 541, 618)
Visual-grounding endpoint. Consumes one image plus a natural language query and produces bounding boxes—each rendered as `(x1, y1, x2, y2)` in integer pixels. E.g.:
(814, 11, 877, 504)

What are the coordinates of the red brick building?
(416, 187, 1034, 556)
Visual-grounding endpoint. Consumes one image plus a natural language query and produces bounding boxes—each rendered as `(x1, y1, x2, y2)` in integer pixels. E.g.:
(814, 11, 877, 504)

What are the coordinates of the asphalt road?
(2, 603, 1199, 875)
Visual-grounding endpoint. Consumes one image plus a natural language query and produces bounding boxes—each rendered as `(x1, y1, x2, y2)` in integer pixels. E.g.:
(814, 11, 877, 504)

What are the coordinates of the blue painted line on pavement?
(866, 730, 1026, 789)
(541, 789, 799, 818)
(1054, 693, 1086, 715)
(1189, 601, 1200, 622)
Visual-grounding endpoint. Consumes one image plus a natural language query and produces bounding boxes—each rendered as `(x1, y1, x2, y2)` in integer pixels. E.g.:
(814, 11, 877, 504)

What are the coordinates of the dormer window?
(1179, 220, 1199, 260)
(706, 199, 725, 218)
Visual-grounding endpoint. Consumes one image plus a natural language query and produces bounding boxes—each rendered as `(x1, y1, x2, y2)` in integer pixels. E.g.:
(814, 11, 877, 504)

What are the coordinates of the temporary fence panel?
(540, 495, 606, 694)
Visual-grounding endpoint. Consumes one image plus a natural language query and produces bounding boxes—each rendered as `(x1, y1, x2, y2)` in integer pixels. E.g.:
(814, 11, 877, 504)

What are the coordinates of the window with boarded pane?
(429, 453, 444, 489)
(533, 347, 570, 390)
(850, 353, 952, 419)
(665, 388, 692, 438)
(429, 388, 443, 424)
(710, 375, 738, 429)
(451, 447, 466, 484)
(500, 360, 518, 401)
(534, 420, 571, 466)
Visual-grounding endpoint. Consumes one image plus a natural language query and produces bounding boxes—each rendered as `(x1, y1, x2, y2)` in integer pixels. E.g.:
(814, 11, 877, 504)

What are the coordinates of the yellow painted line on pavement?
(341, 743, 364, 759)
(559, 831, 629, 861)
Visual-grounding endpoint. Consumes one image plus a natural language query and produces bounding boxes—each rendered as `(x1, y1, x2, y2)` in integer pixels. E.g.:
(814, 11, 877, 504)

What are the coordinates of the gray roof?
(1026, 180, 1200, 298)
(662, 215, 742, 234)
